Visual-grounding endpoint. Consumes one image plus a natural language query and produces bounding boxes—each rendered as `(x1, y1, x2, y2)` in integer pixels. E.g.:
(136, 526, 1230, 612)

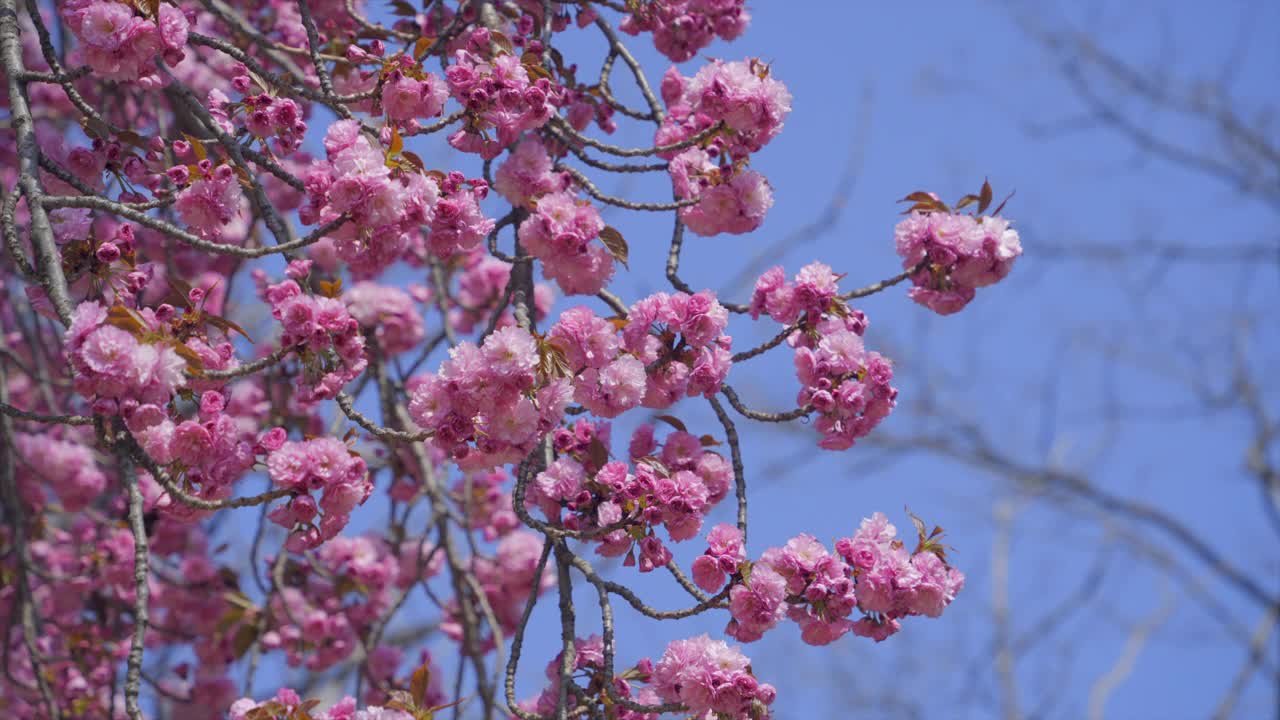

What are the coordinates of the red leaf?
(653, 415, 687, 433)
(182, 133, 208, 161)
(598, 226, 629, 269)
(204, 314, 254, 342)
(410, 662, 432, 707)
(413, 37, 435, 61)
(978, 178, 993, 214)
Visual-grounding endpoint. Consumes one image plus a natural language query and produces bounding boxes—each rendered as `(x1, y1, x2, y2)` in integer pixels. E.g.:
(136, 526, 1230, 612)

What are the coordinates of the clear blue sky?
(237, 2, 1280, 719)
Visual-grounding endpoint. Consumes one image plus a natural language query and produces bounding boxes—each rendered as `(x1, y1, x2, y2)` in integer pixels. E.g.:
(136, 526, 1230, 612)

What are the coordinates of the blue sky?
(234, 2, 1280, 719)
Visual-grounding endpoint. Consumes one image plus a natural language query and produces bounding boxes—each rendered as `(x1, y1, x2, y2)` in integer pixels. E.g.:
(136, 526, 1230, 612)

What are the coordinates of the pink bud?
(199, 391, 225, 419)
(259, 427, 287, 452)
(95, 243, 121, 263)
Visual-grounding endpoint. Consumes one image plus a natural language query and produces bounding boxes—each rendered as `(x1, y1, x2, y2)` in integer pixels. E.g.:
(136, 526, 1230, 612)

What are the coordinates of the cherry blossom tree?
(0, 1, 1021, 719)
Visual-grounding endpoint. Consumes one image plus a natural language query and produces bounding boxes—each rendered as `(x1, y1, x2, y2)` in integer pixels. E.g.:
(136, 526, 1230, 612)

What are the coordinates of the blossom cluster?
(126, 389, 261, 511)
(50, 216, 137, 292)
(300, 120, 484, 277)
(515, 189, 619, 296)
(797, 317, 895, 451)
(547, 306, 645, 417)
(449, 465, 521, 540)
(12, 431, 107, 512)
(43, 132, 192, 205)
(265, 437, 373, 550)
(265, 275, 369, 404)
(174, 161, 245, 241)
(493, 136, 570, 206)
(521, 635, 662, 720)
(0, 1, 1018, 717)
(64, 300, 186, 414)
(210, 88, 309, 155)
(408, 325, 571, 468)
(690, 523, 747, 594)
(39, 134, 107, 194)
(255, 534, 431, 672)
(230, 689, 412, 720)
(1, 489, 246, 718)
(379, 57, 449, 130)
(658, 59, 791, 235)
(448, 250, 554, 333)
(670, 147, 773, 236)
(423, 171, 497, 260)
(342, 282, 426, 355)
(895, 208, 1023, 315)
(440, 531, 555, 649)
(60, 0, 188, 85)
(445, 28, 563, 158)
(622, 290, 734, 406)
(0, 522, 141, 717)
(652, 634, 775, 719)
(497, 136, 621, 297)
(527, 420, 733, 572)
(748, 262, 845, 325)
(711, 512, 964, 646)
(751, 263, 896, 450)
(659, 59, 791, 158)
(519, 632, 773, 720)
(620, 0, 751, 63)
(547, 290, 733, 417)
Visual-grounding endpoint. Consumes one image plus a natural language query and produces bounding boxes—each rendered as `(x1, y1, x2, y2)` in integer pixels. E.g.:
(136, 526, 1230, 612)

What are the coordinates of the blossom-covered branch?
(0, 1, 1022, 719)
